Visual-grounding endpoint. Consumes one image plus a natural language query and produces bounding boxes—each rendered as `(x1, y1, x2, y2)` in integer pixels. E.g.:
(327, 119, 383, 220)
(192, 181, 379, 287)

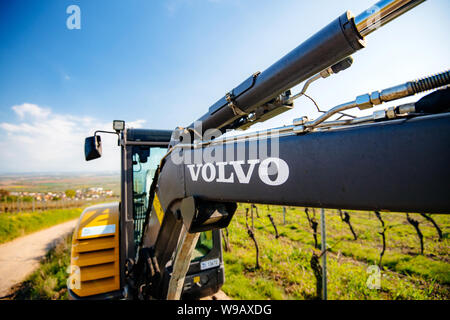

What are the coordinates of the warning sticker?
(81, 224, 116, 237)
(153, 193, 165, 225)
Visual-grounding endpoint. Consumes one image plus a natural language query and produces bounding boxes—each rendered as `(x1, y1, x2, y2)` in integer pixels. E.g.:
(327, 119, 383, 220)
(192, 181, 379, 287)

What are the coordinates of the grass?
(7, 204, 449, 300)
(11, 234, 72, 300)
(0, 208, 82, 244)
(221, 205, 450, 300)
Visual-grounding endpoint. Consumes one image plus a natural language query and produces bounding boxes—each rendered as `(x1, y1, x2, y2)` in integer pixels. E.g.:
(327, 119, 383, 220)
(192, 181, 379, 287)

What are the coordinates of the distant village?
(2, 187, 116, 202)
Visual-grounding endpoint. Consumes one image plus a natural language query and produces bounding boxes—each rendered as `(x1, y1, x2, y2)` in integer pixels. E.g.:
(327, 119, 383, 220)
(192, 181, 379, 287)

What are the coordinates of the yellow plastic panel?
(75, 249, 117, 267)
(72, 236, 116, 253)
(80, 263, 118, 282)
(69, 202, 121, 298)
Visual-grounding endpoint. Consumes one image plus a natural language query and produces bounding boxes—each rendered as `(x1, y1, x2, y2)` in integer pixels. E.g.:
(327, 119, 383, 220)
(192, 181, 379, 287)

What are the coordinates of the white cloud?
(0, 104, 146, 173)
(126, 119, 146, 128)
(12, 103, 51, 120)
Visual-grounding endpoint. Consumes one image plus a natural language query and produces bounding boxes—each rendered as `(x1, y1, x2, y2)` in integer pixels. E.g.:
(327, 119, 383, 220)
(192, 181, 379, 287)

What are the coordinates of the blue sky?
(0, 0, 448, 173)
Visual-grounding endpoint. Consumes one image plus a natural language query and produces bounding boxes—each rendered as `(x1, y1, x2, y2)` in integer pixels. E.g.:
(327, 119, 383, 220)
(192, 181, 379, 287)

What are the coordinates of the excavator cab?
(127, 137, 224, 299)
(69, 121, 224, 299)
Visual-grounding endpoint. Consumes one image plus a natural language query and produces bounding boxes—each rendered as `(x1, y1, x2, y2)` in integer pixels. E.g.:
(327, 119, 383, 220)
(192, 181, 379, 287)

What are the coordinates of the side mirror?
(85, 135, 102, 161)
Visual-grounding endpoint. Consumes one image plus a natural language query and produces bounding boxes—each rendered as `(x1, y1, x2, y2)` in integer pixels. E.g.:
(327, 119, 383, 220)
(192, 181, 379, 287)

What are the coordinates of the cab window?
(131, 145, 214, 260)
(132, 146, 166, 248)
(192, 231, 213, 261)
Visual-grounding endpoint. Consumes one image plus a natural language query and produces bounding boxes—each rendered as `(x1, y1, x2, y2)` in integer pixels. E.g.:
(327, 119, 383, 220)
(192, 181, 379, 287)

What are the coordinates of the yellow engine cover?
(68, 202, 120, 298)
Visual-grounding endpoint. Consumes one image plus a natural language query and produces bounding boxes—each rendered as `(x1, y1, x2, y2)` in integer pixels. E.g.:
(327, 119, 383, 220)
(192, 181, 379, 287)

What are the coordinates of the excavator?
(68, 0, 450, 300)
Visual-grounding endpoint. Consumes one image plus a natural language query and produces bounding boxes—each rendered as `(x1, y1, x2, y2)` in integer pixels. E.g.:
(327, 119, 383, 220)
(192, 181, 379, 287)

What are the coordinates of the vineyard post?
(321, 208, 327, 300)
(283, 207, 286, 225)
(32, 198, 35, 212)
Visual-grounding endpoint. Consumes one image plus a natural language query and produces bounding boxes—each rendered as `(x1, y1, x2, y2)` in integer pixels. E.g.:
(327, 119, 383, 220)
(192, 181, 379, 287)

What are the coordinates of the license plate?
(200, 258, 220, 270)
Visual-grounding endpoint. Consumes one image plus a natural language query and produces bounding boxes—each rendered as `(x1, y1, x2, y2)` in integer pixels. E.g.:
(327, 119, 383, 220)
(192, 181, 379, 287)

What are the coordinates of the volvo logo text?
(186, 157, 289, 186)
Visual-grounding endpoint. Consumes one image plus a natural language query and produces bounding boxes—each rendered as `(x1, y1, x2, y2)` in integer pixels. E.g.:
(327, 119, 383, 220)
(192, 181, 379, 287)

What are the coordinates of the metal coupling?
(386, 106, 396, 119)
(293, 116, 308, 126)
(373, 109, 386, 120)
(292, 116, 309, 134)
(379, 83, 413, 102)
(355, 93, 373, 110)
(397, 102, 416, 114)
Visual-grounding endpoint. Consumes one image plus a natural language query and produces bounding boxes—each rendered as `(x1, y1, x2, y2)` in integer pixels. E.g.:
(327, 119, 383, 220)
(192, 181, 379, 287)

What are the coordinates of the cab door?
(130, 144, 224, 298)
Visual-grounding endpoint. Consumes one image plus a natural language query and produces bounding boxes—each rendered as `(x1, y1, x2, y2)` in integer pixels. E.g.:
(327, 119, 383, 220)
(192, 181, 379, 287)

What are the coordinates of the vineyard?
(0, 196, 120, 214)
(221, 204, 449, 300)
(8, 204, 449, 300)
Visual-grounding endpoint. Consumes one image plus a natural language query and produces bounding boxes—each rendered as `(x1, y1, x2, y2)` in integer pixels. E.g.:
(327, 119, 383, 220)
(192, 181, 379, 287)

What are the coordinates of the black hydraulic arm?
(150, 89, 450, 300)
(189, 0, 425, 134)
(190, 10, 364, 134)
(181, 112, 450, 214)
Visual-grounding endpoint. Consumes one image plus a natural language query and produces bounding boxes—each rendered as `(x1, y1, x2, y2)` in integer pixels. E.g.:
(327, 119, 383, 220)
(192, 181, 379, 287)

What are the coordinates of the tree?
(420, 213, 443, 241)
(245, 208, 260, 269)
(310, 252, 323, 299)
(65, 189, 76, 198)
(339, 209, 357, 240)
(267, 214, 280, 239)
(406, 213, 424, 255)
(374, 211, 387, 268)
(0, 189, 9, 200)
(305, 208, 319, 249)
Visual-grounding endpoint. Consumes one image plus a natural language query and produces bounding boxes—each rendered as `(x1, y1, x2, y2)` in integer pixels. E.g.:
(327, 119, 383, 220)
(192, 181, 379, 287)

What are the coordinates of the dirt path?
(0, 219, 78, 298)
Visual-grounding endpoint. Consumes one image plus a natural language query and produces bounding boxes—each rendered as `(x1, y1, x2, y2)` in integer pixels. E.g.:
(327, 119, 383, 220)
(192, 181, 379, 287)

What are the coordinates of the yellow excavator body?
(69, 202, 120, 298)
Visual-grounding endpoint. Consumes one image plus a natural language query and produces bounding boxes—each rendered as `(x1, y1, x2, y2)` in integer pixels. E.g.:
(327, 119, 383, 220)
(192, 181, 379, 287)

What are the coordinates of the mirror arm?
(94, 130, 120, 145)
(94, 130, 119, 136)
